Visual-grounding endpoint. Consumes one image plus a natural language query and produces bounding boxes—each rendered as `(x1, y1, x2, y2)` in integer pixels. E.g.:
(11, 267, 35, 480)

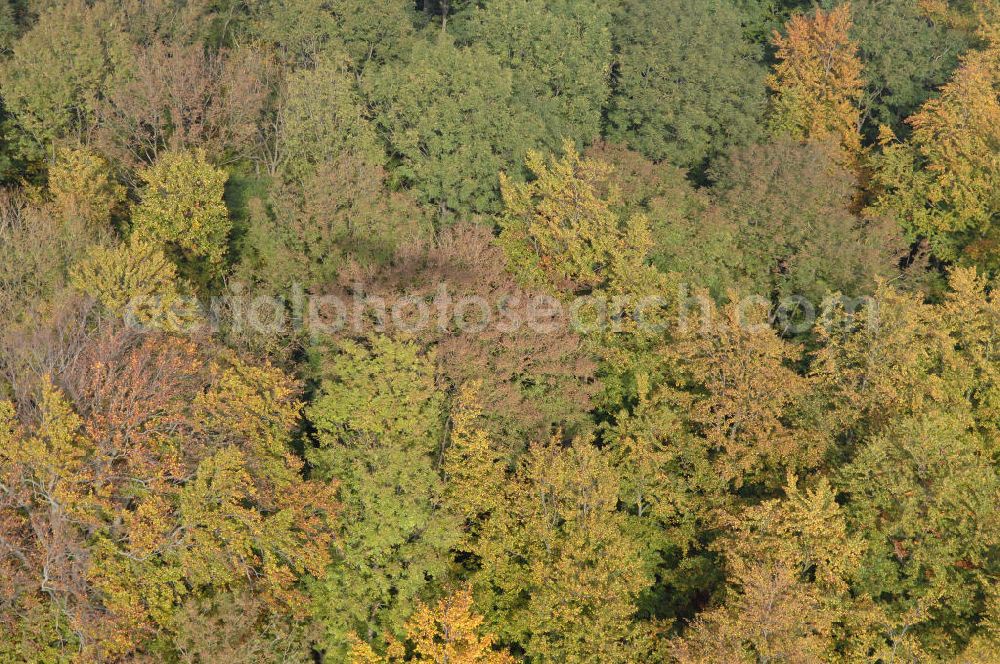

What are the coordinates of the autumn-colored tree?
(937, 267, 1000, 440)
(69, 236, 199, 331)
(671, 475, 870, 662)
(674, 296, 820, 486)
(324, 222, 598, 448)
(47, 146, 124, 228)
(350, 586, 515, 663)
(0, 330, 337, 659)
(499, 140, 656, 293)
(0, 379, 123, 658)
(443, 382, 505, 551)
(171, 591, 318, 664)
(867, 42, 1000, 265)
(131, 148, 231, 280)
(808, 269, 1000, 655)
(809, 279, 956, 443)
(96, 42, 271, 168)
(0, 0, 128, 159)
(0, 191, 93, 328)
(768, 4, 864, 153)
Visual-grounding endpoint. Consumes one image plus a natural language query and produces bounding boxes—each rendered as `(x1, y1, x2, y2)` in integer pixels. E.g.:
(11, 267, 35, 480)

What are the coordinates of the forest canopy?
(1, 0, 999, 662)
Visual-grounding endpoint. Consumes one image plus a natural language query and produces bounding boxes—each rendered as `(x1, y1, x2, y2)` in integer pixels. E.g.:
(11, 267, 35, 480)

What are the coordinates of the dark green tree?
(827, 0, 973, 137)
(366, 36, 541, 220)
(456, 0, 612, 147)
(607, 0, 767, 171)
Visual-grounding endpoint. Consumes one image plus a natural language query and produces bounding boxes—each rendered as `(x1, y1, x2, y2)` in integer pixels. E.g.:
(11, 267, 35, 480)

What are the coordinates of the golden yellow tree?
(131, 149, 231, 279)
(498, 139, 654, 293)
(349, 586, 513, 664)
(909, 43, 1000, 227)
(674, 296, 819, 485)
(69, 236, 199, 331)
(670, 475, 871, 663)
(48, 146, 124, 227)
(768, 4, 864, 154)
(866, 9, 1000, 264)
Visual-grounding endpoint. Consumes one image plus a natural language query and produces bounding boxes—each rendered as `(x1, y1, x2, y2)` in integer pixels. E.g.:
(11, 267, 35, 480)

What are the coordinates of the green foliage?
(498, 140, 656, 293)
(131, 149, 231, 281)
(474, 439, 654, 662)
(366, 36, 540, 220)
(607, 0, 767, 170)
(586, 140, 731, 295)
(248, 0, 416, 70)
(708, 137, 903, 304)
(456, 0, 612, 147)
(1, 0, 999, 660)
(279, 54, 384, 181)
(833, 0, 973, 136)
(734, 0, 812, 44)
(0, 0, 127, 158)
(307, 336, 459, 656)
(0, 1, 18, 54)
(840, 410, 1000, 656)
(238, 152, 431, 292)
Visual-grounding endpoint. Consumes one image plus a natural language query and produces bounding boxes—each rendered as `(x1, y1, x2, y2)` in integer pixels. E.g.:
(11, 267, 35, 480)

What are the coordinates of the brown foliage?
(329, 223, 598, 446)
(96, 42, 271, 168)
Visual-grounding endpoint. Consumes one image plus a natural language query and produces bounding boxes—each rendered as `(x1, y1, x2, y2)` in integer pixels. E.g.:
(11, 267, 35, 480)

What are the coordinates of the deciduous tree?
(867, 41, 1000, 266)
(366, 37, 539, 220)
(96, 42, 270, 168)
(768, 4, 865, 154)
(457, 0, 612, 147)
(131, 149, 231, 281)
(474, 439, 653, 662)
(607, 0, 767, 170)
(307, 336, 459, 656)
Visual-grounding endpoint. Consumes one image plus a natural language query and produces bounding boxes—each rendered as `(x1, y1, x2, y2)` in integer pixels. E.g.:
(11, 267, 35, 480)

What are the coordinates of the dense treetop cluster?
(0, 0, 999, 661)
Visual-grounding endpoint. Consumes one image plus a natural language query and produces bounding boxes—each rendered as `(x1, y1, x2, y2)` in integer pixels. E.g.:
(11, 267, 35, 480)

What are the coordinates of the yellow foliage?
(348, 586, 513, 663)
(2, 379, 94, 517)
(867, 37, 1000, 261)
(908, 46, 1000, 234)
(404, 587, 514, 664)
(445, 381, 505, 545)
(48, 146, 124, 227)
(132, 148, 231, 274)
(675, 296, 818, 483)
(69, 236, 199, 331)
(768, 4, 864, 154)
(499, 139, 654, 293)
